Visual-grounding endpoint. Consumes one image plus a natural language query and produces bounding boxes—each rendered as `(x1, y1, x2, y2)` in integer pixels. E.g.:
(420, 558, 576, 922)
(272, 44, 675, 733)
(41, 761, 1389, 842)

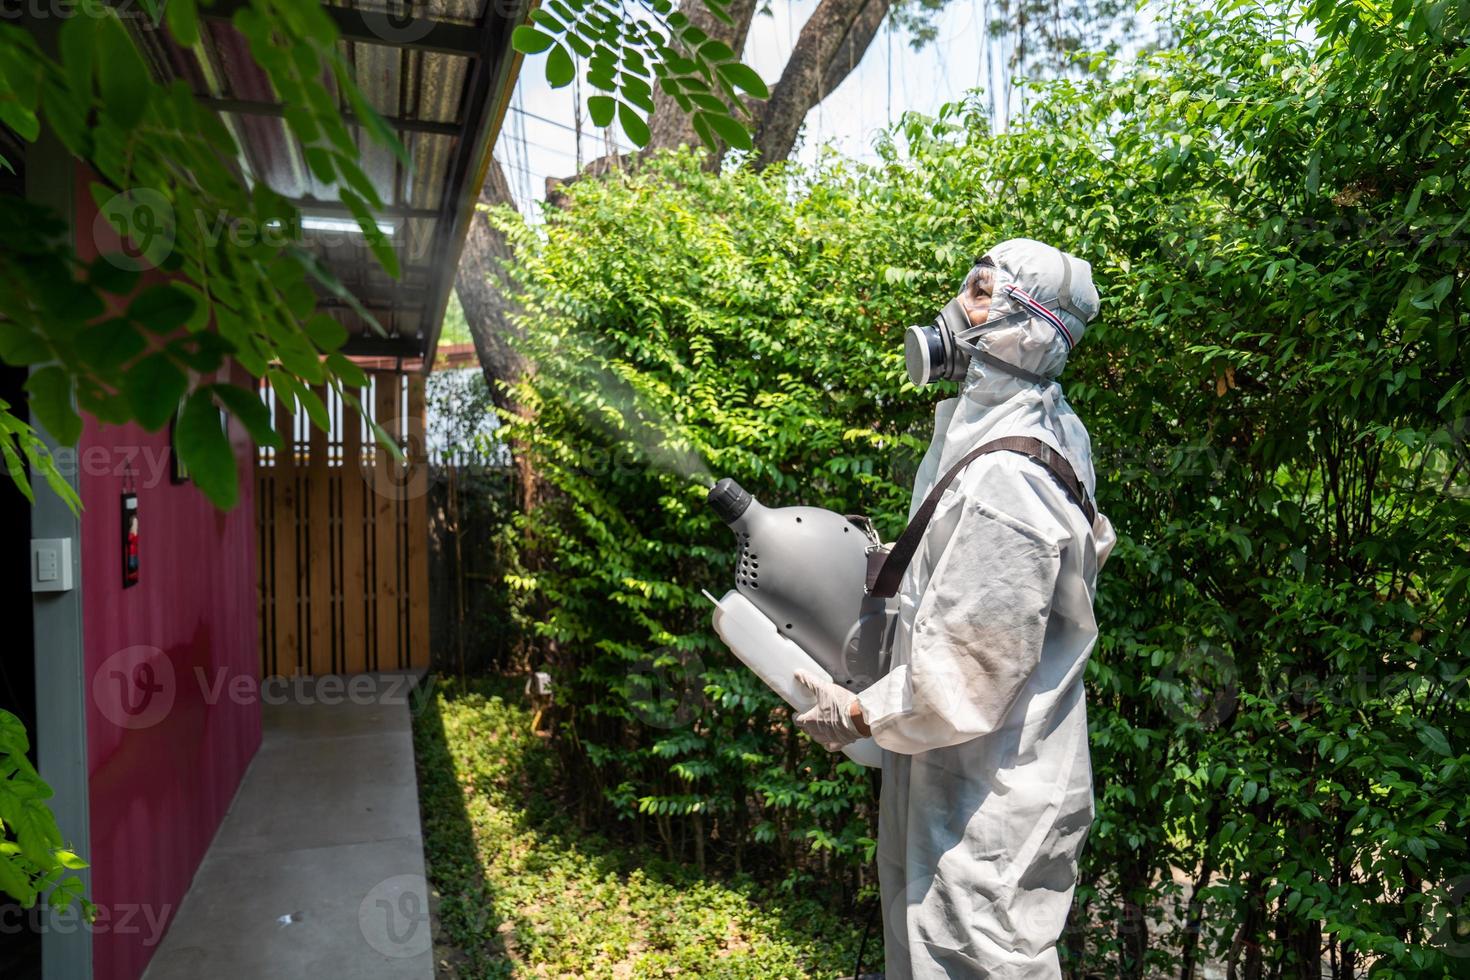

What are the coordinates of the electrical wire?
(886, 16, 893, 126)
(508, 105, 636, 155)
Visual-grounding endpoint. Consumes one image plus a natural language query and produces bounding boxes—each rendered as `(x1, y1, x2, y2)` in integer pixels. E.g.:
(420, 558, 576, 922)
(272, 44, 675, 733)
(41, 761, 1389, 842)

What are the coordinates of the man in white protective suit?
(794, 238, 1116, 978)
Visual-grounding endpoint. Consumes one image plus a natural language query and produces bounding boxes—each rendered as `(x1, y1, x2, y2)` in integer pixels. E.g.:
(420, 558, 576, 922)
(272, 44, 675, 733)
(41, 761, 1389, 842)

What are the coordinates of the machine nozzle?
(707, 478, 753, 525)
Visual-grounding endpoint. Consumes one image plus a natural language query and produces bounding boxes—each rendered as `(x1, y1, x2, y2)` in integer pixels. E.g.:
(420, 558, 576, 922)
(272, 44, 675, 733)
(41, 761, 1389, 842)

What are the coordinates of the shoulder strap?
(868, 436, 1097, 598)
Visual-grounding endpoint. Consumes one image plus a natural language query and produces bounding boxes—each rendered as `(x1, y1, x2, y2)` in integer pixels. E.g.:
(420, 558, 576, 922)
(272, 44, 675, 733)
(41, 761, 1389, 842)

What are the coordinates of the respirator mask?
(903, 251, 1092, 388)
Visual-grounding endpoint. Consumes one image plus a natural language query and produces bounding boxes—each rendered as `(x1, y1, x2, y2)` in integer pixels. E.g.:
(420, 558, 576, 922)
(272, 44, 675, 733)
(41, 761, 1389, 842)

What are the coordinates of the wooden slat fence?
(255, 372, 429, 678)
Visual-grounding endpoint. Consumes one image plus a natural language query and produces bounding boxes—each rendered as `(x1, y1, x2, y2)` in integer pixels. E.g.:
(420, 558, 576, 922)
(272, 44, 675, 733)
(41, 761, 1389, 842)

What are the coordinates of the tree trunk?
(454, 158, 543, 515)
(819, 0, 892, 107)
(1228, 873, 1268, 980)
(692, 810, 706, 873)
(1277, 821, 1324, 979)
(1116, 858, 1150, 980)
(1063, 876, 1095, 978)
(453, 157, 523, 413)
(1180, 803, 1224, 980)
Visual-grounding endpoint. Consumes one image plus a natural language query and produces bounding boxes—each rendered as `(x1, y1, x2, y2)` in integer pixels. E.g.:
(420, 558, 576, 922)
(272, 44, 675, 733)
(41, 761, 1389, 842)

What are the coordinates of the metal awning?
(127, 0, 528, 370)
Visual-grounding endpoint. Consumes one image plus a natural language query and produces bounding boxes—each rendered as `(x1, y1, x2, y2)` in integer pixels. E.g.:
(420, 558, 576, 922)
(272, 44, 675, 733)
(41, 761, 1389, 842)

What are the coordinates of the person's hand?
(793, 671, 863, 751)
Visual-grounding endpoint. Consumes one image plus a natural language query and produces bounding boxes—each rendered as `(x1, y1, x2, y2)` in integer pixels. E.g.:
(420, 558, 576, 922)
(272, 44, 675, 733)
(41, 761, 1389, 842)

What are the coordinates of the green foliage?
(490, 144, 931, 888)
(0, 710, 92, 921)
(415, 679, 871, 977)
(1013, 0, 1470, 972)
(0, 1, 405, 509)
(489, 0, 1470, 973)
(510, 0, 769, 152)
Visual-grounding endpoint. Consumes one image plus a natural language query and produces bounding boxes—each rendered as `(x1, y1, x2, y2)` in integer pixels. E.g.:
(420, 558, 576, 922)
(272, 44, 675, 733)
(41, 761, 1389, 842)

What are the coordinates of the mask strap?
(946, 299, 1053, 386)
(965, 344, 1051, 386)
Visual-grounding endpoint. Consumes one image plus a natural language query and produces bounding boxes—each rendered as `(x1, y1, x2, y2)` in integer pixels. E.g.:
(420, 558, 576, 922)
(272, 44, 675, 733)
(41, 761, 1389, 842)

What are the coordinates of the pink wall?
(76, 172, 263, 980)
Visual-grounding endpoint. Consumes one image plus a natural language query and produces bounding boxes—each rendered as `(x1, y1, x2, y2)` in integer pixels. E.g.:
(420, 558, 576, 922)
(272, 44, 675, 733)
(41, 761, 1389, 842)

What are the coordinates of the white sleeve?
(857, 496, 1063, 755)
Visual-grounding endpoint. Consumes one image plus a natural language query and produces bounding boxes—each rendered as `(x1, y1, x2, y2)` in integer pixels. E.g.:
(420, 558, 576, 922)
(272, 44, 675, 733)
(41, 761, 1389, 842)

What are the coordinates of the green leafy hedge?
(489, 0, 1469, 974)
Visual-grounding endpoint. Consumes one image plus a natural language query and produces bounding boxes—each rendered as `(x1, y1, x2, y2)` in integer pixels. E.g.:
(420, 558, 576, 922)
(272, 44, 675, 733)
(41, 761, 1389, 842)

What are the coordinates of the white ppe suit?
(857, 239, 1116, 978)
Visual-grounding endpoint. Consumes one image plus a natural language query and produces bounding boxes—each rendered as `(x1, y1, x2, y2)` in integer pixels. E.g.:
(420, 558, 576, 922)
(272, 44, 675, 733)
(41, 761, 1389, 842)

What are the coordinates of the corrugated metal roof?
(129, 0, 527, 368)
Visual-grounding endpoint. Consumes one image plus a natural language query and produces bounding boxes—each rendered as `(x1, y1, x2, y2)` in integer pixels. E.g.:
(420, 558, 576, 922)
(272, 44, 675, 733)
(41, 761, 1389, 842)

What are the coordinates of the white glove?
(793, 671, 863, 751)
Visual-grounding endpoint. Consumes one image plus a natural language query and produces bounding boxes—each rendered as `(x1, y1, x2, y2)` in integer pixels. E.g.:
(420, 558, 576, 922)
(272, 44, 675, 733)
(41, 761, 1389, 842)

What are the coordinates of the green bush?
(489, 0, 1469, 974)
(495, 150, 930, 894)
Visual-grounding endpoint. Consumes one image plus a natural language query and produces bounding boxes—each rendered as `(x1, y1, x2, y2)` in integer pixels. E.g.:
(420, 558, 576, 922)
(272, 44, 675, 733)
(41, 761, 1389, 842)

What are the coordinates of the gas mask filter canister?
(903, 297, 973, 386)
(903, 293, 1043, 387)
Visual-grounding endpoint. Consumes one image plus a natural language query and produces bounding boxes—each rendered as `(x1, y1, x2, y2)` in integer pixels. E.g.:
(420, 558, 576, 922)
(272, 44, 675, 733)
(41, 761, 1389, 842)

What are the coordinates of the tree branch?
(752, 0, 892, 167)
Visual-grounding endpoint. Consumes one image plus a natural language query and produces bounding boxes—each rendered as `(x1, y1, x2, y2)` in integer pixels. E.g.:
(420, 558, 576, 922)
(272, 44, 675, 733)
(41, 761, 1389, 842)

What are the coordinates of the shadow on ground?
(411, 676, 879, 979)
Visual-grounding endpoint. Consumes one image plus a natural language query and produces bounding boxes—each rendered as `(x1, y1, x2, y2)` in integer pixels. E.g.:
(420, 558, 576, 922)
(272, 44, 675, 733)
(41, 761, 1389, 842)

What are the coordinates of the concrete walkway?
(142, 673, 433, 980)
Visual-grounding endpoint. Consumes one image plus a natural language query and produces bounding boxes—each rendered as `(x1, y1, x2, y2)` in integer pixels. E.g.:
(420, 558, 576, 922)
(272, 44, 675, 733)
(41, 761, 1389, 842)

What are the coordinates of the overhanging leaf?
(512, 24, 556, 54)
(588, 95, 617, 128)
(547, 43, 576, 88)
(618, 100, 650, 147)
(96, 12, 151, 131)
(211, 382, 281, 450)
(305, 313, 348, 351)
(23, 367, 82, 446)
(123, 353, 187, 431)
(127, 283, 199, 334)
(176, 388, 238, 508)
(78, 319, 145, 372)
(699, 110, 752, 151)
(165, 0, 200, 46)
(716, 62, 768, 99)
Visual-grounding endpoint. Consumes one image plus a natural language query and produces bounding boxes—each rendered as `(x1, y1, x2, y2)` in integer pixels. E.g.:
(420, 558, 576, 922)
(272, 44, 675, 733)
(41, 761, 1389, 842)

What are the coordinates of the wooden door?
(255, 372, 430, 677)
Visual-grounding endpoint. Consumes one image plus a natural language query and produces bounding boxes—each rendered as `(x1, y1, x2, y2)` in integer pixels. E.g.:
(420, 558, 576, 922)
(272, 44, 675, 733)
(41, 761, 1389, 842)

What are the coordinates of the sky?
(492, 0, 1012, 219)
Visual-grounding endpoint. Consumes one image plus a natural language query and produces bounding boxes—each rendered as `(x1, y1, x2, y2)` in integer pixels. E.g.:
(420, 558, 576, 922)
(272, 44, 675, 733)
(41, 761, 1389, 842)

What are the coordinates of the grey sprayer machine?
(704, 478, 896, 767)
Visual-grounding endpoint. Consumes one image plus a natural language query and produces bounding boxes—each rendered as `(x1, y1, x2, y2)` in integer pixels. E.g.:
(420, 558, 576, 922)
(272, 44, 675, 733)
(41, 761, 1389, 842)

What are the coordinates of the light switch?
(31, 538, 74, 593)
